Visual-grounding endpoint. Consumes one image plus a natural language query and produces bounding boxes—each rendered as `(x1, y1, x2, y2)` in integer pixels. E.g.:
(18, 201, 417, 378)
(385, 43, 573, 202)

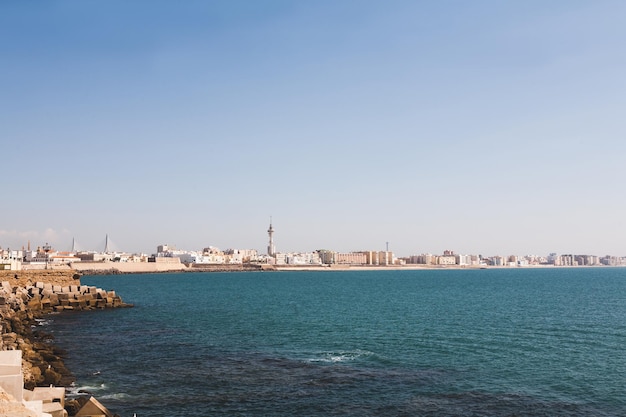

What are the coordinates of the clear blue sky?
(1, 0, 625, 257)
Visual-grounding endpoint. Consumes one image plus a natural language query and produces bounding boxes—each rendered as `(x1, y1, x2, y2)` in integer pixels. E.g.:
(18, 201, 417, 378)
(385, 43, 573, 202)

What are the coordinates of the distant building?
(267, 219, 276, 257)
(455, 254, 471, 266)
(317, 250, 335, 264)
(489, 256, 505, 266)
(75, 252, 113, 262)
(274, 253, 287, 265)
(49, 251, 81, 264)
(357, 251, 393, 265)
(274, 252, 322, 265)
(286, 252, 322, 265)
(317, 251, 367, 265)
(148, 256, 182, 264)
(157, 244, 175, 253)
(378, 251, 393, 265)
(224, 249, 258, 263)
(437, 255, 456, 266)
(335, 252, 367, 265)
(0, 248, 23, 270)
(414, 254, 436, 265)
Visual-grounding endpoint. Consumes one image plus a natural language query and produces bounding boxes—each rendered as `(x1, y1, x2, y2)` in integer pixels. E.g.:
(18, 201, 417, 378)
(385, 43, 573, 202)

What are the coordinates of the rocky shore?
(0, 270, 132, 416)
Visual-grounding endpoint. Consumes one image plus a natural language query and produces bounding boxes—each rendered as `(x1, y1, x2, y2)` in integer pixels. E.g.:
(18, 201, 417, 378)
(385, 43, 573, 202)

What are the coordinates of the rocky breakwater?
(0, 271, 132, 391)
(20, 282, 132, 313)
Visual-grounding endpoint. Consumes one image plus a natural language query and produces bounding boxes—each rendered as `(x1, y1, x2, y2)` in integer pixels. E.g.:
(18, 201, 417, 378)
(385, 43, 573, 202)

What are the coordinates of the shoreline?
(66, 261, 624, 276)
(0, 270, 131, 416)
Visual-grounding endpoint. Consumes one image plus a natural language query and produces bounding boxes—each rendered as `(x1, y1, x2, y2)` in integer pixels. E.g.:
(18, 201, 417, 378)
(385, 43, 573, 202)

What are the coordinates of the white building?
(437, 255, 456, 265)
(273, 252, 323, 265)
(455, 254, 470, 266)
(286, 252, 322, 265)
(224, 249, 258, 263)
(0, 248, 23, 270)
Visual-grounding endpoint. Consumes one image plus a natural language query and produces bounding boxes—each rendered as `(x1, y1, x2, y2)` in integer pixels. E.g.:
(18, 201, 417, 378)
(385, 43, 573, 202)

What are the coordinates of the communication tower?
(267, 218, 276, 257)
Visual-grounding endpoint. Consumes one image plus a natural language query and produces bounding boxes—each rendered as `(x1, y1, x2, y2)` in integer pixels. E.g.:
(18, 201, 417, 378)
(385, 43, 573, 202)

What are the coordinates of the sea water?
(45, 268, 626, 416)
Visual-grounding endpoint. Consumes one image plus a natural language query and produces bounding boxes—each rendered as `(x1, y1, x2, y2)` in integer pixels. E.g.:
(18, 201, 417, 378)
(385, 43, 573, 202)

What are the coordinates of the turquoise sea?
(45, 268, 626, 416)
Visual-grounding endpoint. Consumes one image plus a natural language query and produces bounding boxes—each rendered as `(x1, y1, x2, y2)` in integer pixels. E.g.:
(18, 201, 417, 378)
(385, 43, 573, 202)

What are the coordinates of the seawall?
(70, 261, 266, 274)
(71, 261, 188, 274)
(0, 270, 81, 289)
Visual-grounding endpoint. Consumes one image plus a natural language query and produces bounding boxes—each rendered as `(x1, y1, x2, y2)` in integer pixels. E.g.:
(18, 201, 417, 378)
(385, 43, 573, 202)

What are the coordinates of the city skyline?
(2, 1, 625, 256)
(1, 224, 624, 260)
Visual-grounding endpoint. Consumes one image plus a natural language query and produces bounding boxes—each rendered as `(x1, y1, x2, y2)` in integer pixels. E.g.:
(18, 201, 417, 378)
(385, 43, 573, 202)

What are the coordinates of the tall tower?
(267, 218, 276, 257)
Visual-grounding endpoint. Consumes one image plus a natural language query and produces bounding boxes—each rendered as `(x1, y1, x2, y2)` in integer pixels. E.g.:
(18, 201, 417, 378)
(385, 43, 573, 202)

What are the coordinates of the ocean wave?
(99, 392, 131, 400)
(304, 349, 377, 364)
(67, 383, 108, 395)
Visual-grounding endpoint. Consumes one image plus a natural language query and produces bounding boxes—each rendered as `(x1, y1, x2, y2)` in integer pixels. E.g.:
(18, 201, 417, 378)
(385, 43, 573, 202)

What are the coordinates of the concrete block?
(75, 395, 111, 417)
(0, 350, 23, 402)
(32, 386, 66, 406)
(0, 364, 22, 374)
(36, 399, 65, 417)
(23, 400, 43, 416)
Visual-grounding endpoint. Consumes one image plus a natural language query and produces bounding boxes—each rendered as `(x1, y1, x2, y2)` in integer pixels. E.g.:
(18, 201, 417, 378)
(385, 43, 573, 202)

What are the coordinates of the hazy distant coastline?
(53, 261, 623, 276)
